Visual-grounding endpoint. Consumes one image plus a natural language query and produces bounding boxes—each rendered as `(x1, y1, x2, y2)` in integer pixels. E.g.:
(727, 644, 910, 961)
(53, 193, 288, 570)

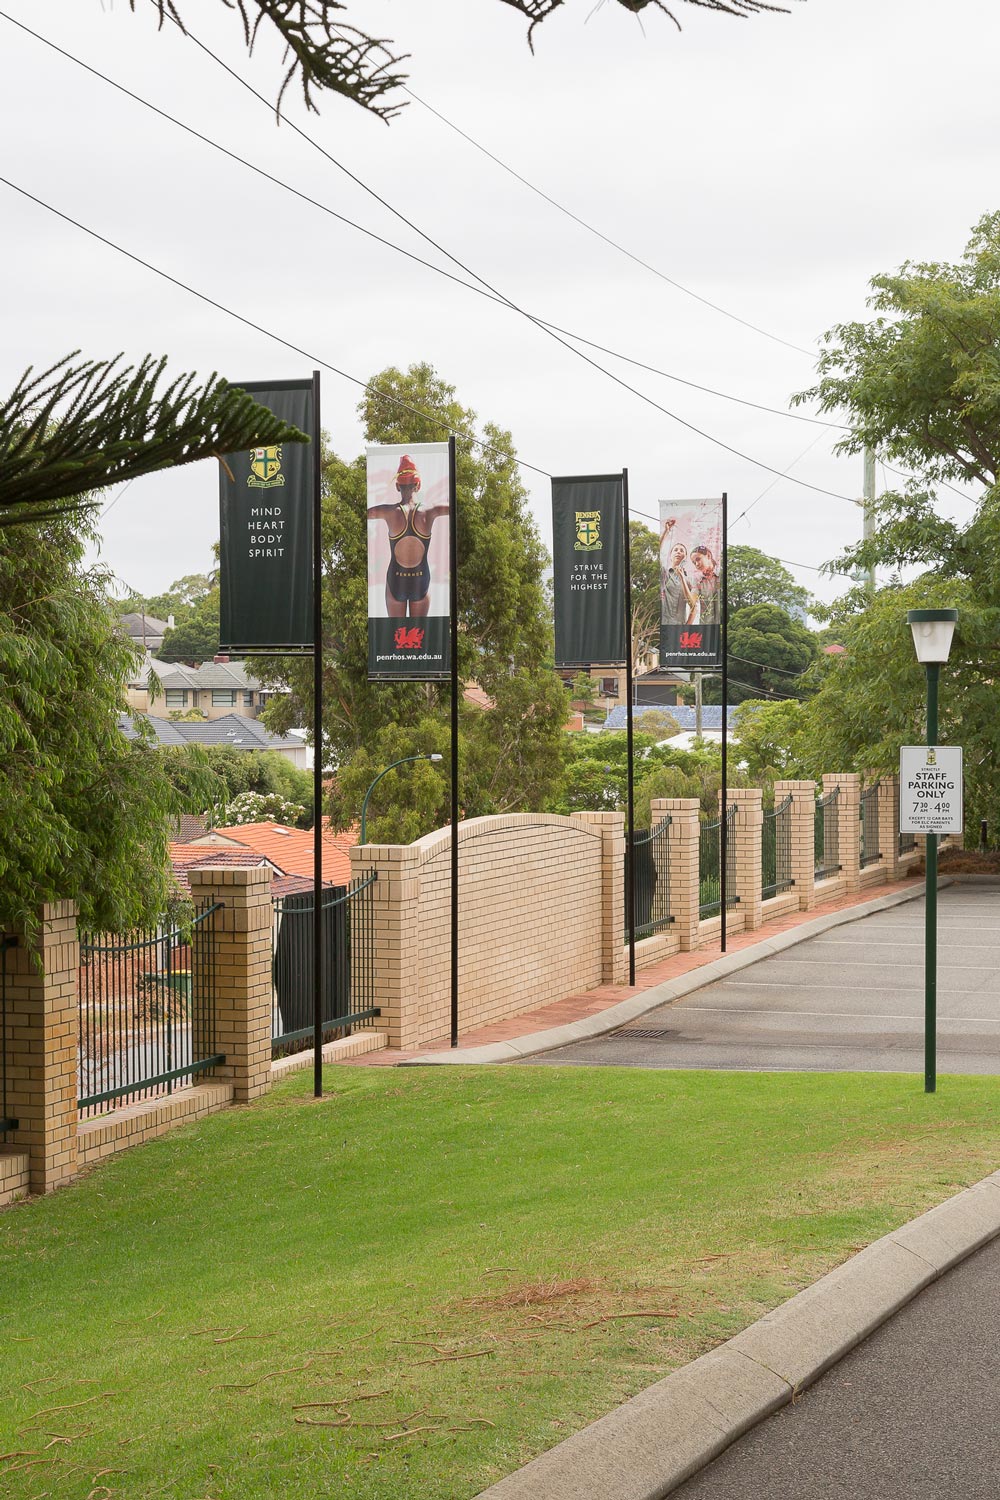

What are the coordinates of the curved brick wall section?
(351, 813, 624, 1049)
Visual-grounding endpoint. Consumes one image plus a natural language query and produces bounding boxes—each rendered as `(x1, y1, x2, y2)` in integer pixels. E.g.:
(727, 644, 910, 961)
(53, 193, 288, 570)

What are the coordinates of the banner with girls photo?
(658, 498, 724, 669)
(366, 442, 451, 679)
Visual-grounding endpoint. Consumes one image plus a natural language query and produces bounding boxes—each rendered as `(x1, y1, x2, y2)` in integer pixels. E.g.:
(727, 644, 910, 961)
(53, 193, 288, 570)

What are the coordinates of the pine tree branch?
(0, 354, 308, 530)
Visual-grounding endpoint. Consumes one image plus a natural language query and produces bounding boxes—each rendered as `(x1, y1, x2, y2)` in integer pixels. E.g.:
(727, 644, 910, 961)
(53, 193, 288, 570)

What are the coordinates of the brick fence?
(0, 775, 949, 1199)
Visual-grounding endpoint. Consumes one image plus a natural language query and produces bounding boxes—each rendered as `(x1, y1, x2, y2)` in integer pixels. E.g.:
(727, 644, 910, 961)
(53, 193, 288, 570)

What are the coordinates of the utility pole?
(862, 447, 876, 595)
(695, 670, 703, 738)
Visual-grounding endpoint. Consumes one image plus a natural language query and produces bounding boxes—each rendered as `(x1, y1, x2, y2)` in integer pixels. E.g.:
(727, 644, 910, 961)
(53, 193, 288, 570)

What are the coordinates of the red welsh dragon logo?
(394, 626, 425, 650)
(679, 631, 703, 649)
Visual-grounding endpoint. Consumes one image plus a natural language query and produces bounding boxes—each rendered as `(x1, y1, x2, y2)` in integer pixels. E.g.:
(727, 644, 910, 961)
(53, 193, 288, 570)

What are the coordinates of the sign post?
(901, 742, 964, 1094)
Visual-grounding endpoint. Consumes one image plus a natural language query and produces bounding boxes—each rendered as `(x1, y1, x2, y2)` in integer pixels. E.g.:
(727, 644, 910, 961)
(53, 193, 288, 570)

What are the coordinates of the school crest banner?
(367, 442, 451, 680)
(219, 379, 314, 653)
(658, 498, 724, 669)
(551, 474, 625, 668)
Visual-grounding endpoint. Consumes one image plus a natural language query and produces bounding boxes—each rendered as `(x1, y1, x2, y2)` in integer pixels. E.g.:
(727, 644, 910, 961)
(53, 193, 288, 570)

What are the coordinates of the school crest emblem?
(574, 510, 602, 550)
(247, 446, 285, 489)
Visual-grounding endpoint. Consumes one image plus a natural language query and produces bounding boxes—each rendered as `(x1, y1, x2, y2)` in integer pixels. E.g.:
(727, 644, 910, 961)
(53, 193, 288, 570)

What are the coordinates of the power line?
(374, 51, 816, 358)
(155, 12, 859, 504)
(0, 173, 555, 481)
(0, 9, 842, 438)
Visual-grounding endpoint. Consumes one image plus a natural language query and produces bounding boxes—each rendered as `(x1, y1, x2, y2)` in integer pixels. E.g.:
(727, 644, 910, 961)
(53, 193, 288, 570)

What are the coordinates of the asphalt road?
(529, 887, 1000, 1074)
(671, 1231, 1000, 1499)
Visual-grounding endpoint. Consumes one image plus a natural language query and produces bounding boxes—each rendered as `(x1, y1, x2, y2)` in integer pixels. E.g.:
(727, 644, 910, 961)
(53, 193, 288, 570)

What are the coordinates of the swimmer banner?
(551, 474, 626, 668)
(219, 379, 314, 653)
(658, 498, 724, 670)
(366, 441, 452, 680)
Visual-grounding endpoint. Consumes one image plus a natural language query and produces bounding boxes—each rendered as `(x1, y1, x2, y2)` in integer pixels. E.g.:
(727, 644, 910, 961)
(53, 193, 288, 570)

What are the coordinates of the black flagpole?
(311, 371, 324, 1097)
(720, 490, 729, 956)
(622, 469, 636, 986)
(449, 435, 460, 1047)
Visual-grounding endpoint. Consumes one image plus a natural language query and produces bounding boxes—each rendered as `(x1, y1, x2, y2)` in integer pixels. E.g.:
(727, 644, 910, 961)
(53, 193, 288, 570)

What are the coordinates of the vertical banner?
(551, 474, 626, 667)
(658, 498, 724, 669)
(367, 442, 451, 679)
(219, 379, 314, 652)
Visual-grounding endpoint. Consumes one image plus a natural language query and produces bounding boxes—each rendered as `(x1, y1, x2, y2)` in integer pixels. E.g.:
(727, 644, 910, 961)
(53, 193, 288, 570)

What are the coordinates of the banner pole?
(622, 468, 636, 986)
(720, 491, 729, 956)
(310, 369, 326, 1098)
(449, 435, 460, 1048)
(311, 370, 324, 1097)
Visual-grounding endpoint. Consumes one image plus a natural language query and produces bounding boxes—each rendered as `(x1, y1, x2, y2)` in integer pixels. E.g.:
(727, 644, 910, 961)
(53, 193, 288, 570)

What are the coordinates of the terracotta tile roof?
(167, 843, 272, 897)
(212, 821, 358, 887)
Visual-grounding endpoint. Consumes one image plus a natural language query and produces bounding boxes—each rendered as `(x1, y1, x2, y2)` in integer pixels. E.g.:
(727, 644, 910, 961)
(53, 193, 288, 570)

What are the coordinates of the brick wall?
(351, 814, 615, 1048)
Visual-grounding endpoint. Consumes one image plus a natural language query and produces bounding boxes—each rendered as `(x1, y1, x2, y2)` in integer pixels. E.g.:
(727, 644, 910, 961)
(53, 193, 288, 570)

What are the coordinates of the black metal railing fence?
(78, 900, 223, 1115)
(626, 816, 673, 941)
(860, 782, 882, 867)
(699, 804, 739, 919)
(271, 872, 379, 1055)
(815, 786, 842, 879)
(762, 793, 794, 900)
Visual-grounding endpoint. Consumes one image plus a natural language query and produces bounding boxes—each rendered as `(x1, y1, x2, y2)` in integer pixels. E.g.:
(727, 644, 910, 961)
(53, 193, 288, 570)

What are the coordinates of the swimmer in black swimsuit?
(367, 454, 450, 619)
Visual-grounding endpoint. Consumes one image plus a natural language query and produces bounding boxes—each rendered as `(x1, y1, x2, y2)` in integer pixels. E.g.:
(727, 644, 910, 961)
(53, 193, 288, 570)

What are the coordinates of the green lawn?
(2, 1065, 999, 1499)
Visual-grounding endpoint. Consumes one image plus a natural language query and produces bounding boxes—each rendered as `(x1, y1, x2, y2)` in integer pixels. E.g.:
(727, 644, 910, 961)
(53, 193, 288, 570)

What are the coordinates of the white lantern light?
(907, 609, 958, 665)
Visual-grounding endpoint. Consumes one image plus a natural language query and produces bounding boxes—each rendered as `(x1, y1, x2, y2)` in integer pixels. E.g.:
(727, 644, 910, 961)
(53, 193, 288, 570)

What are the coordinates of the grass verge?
(2, 1064, 999, 1499)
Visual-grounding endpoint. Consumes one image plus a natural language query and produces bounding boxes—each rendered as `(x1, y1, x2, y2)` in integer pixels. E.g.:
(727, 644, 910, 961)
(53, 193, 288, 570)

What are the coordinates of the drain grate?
(614, 1027, 674, 1040)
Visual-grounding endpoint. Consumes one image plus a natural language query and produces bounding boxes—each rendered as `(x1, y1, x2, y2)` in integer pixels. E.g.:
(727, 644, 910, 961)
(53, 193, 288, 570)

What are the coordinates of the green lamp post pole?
(924, 658, 939, 1095)
(360, 754, 443, 845)
(907, 608, 958, 1096)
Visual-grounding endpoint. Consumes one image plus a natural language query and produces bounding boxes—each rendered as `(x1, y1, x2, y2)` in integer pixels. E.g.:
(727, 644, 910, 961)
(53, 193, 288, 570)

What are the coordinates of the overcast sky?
(2, 0, 995, 607)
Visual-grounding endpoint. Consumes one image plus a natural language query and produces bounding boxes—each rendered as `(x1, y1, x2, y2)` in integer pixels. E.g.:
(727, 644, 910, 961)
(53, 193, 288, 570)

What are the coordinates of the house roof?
(207, 820, 358, 886)
(121, 612, 170, 639)
(603, 704, 738, 732)
(171, 813, 210, 844)
(128, 657, 265, 691)
(119, 712, 304, 754)
(167, 843, 273, 897)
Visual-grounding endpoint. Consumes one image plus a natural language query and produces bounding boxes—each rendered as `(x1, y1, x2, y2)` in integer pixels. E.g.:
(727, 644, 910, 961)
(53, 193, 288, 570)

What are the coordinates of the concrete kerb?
(403, 879, 946, 1068)
(475, 1166, 1000, 1500)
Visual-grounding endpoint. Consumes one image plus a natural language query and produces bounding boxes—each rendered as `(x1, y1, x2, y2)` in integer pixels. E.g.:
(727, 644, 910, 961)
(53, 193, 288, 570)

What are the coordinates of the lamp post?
(906, 608, 958, 1095)
(360, 754, 443, 845)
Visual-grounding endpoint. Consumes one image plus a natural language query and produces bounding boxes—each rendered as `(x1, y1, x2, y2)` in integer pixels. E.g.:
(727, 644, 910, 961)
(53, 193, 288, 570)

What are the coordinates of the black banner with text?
(552, 475, 626, 668)
(219, 379, 313, 653)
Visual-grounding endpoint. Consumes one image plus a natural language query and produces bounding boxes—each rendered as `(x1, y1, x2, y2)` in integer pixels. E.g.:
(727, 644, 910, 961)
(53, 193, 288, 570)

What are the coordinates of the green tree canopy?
(259, 362, 567, 842)
(727, 544, 812, 616)
(0, 514, 209, 934)
(629, 520, 661, 668)
(122, 572, 215, 627)
(159, 586, 221, 663)
(790, 213, 1000, 832)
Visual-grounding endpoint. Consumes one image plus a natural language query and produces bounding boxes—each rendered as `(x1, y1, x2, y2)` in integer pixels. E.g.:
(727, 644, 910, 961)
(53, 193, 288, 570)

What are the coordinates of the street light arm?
(359, 753, 443, 844)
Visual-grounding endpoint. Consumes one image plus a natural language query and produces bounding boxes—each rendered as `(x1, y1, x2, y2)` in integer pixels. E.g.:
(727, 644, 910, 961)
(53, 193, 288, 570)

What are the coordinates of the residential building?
(118, 711, 308, 767)
(125, 656, 280, 722)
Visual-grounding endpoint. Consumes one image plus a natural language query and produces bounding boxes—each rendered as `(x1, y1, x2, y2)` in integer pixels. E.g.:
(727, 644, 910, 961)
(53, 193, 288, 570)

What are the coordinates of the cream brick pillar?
(723, 787, 763, 931)
(877, 776, 901, 882)
(3, 902, 79, 1194)
(573, 812, 627, 985)
(774, 780, 818, 911)
(349, 844, 422, 1048)
(653, 798, 700, 951)
(188, 867, 273, 1103)
(823, 772, 862, 894)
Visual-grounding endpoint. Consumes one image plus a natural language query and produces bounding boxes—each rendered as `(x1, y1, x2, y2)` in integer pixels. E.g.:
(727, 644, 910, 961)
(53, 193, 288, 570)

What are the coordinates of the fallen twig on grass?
(214, 1361, 312, 1390)
(291, 1391, 391, 1409)
(25, 1394, 116, 1422)
(411, 1350, 494, 1367)
(383, 1426, 437, 1442)
(294, 1413, 351, 1429)
(212, 1331, 275, 1344)
(579, 1310, 679, 1328)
